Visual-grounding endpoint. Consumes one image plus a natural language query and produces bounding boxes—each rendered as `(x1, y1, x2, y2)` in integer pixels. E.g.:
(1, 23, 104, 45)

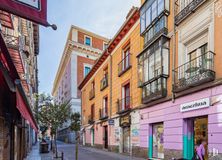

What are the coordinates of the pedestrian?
(192, 139, 206, 160)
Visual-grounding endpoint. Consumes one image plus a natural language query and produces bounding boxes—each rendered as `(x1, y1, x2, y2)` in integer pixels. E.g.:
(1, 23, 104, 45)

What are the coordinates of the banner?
(0, 0, 48, 26)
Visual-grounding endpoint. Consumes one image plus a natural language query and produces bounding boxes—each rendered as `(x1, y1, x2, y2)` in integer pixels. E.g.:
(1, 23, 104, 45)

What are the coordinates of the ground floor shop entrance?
(152, 123, 164, 159)
(123, 127, 130, 153)
(104, 126, 108, 149)
(184, 116, 208, 160)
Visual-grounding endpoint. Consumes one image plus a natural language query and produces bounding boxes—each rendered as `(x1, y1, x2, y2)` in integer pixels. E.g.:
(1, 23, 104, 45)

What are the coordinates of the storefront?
(140, 85, 222, 159)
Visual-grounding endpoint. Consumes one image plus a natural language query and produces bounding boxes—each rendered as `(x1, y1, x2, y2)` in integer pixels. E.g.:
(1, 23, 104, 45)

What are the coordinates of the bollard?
(61, 152, 64, 160)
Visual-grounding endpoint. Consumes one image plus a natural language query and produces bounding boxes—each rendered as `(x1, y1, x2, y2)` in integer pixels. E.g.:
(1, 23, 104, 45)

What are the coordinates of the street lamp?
(46, 23, 57, 30)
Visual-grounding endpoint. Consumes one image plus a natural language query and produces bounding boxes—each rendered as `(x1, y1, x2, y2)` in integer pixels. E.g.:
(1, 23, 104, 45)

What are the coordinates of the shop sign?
(180, 98, 210, 112)
(120, 115, 131, 127)
(108, 119, 114, 125)
(0, 0, 48, 26)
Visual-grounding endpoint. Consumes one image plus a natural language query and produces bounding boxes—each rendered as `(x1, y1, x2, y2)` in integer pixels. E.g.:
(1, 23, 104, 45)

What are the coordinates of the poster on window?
(153, 123, 164, 159)
(14, 0, 40, 10)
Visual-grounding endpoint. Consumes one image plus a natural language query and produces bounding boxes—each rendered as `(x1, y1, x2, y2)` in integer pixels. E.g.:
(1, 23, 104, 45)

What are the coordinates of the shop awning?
(16, 80, 38, 132)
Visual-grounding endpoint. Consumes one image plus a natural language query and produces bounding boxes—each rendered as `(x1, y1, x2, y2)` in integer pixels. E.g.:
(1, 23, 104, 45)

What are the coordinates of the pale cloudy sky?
(39, 0, 140, 94)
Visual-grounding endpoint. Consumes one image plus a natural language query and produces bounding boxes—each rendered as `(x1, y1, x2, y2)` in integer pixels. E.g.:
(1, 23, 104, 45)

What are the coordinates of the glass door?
(194, 117, 208, 160)
(153, 123, 164, 159)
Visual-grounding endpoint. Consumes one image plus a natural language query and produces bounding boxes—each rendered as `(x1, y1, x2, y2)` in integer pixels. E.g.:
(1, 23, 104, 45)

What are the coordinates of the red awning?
(16, 88, 38, 132)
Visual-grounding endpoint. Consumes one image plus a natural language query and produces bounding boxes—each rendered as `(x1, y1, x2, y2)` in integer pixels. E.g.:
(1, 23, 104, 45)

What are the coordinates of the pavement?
(25, 143, 53, 160)
(25, 141, 146, 160)
(57, 141, 146, 160)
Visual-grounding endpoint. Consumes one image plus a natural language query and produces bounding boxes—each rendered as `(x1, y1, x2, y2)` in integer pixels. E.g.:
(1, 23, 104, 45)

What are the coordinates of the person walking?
(193, 139, 206, 160)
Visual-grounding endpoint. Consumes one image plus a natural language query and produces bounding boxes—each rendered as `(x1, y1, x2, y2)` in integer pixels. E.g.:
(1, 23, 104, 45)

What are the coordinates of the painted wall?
(81, 57, 111, 125)
(111, 21, 143, 115)
(140, 85, 222, 153)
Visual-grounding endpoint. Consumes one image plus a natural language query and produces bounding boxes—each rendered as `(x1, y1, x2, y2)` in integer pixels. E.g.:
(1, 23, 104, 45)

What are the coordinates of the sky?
(39, 0, 140, 94)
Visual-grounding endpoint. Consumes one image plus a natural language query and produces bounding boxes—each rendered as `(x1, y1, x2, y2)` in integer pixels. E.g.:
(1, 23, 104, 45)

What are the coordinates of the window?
(119, 48, 131, 75)
(140, 13, 146, 33)
(91, 104, 95, 120)
(85, 36, 91, 46)
(151, 1, 157, 21)
(146, 7, 151, 27)
(121, 83, 130, 110)
(140, 0, 169, 34)
(152, 123, 164, 159)
(158, 0, 164, 15)
(139, 38, 169, 84)
(84, 66, 91, 77)
(144, 15, 167, 46)
(103, 43, 108, 50)
(103, 97, 108, 117)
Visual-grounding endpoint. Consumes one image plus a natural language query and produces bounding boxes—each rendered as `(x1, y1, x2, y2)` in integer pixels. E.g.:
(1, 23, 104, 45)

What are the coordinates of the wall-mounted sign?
(120, 115, 131, 127)
(180, 98, 210, 112)
(0, 0, 48, 26)
(14, 0, 40, 10)
(108, 119, 114, 125)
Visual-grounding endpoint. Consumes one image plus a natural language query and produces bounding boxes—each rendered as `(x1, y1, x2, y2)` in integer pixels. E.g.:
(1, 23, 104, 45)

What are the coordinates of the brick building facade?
(52, 25, 109, 143)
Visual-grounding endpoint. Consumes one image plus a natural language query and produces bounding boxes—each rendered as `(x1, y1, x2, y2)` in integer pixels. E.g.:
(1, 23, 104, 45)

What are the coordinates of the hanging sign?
(0, 0, 48, 26)
(120, 115, 131, 127)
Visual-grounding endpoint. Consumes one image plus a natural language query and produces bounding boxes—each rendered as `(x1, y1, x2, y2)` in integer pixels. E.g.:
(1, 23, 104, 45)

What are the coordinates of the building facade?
(52, 25, 109, 143)
(79, 7, 144, 156)
(0, 11, 39, 160)
(79, 0, 222, 159)
(139, 0, 222, 159)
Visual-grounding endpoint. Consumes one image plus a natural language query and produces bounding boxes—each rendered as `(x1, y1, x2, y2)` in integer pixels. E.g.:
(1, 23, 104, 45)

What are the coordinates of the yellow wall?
(82, 58, 111, 125)
(81, 21, 143, 125)
(111, 22, 143, 115)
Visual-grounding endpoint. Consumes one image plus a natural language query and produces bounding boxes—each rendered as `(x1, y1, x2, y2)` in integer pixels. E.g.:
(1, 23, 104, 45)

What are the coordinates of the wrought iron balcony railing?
(99, 108, 108, 120)
(173, 51, 215, 92)
(88, 115, 94, 124)
(175, 0, 206, 25)
(116, 96, 131, 114)
(118, 54, 131, 76)
(100, 75, 108, 91)
(142, 76, 167, 104)
(89, 88, 95, 100)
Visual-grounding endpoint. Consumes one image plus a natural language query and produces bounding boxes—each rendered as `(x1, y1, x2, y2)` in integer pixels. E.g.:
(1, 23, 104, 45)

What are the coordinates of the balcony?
(118, 54, 131, 76)
(116, 96, 131, 114)
(99, 108, 108, 120)
(175, 0, 206, 25)
(88, 115, 94, 125)
(100, 75, 108, 91)
(89, 88, 95, 100)
(142, 76, 167, 104)
(173, 51, 215, 92)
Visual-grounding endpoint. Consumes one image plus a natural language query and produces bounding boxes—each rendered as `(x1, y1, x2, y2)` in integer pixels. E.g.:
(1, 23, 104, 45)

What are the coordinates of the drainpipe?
(108, 49, 112, 151)
(172, 0, 176, 103)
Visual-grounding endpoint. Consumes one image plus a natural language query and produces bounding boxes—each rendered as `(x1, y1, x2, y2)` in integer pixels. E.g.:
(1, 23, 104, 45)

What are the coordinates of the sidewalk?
(25, 143, 53, 160)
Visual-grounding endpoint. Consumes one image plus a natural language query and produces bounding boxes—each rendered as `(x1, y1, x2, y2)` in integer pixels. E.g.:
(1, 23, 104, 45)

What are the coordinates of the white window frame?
(83, 64, 92, 77)
(103, 42, 108, 50)
(84, 35, 92, 46)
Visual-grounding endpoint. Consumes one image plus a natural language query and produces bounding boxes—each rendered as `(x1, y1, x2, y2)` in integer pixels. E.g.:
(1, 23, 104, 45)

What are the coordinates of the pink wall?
(85, 128, 91, 144)
(140, 85, 222, 153)
(94, 125, 103, 145)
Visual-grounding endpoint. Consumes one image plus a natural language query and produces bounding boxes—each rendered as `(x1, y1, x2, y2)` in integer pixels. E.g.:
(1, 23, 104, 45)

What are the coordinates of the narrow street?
(57, 142, 145, 160)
